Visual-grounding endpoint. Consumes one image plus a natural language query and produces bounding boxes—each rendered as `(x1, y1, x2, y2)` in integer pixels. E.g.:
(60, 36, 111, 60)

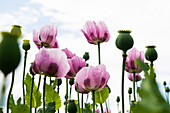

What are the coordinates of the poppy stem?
(86, 94, 89, 103)
(30, 74, 35, 113)
(7, 70, 15, 113)
(121, 53, 127, 113)
(77, 83, 80, 113)
(65, 79, 68, 113)
(43, 75, 47, 113)
(100, 103, 103, 113)
(37, 75, 41, 91)
(98, 42, 101, 64)
(22, 50, 28, 105)
(82, 94, 84, 113)
(57, 81, 60, 113)
(69, 86, 72, 99)
(133, 72, 136, 102)
(92, 90, 95, 113)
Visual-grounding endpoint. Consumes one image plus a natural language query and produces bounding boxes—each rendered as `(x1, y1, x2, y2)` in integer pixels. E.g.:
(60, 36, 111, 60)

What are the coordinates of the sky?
(1, 0, 170, 112)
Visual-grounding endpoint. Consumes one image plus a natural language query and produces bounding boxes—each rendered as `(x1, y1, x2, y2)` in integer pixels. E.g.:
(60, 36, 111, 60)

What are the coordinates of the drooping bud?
(116, 96, 120, 102)
(166, 87, 169, 93)
(57, 79, 62, 86)
(69, 78, 74, 86)
(115, 30, 134, 53)
(29, 64, 35, 76)
(83, 52, 90, 61)
(22, 40, 30, 51)
(145, 45, 158, 62)
(163, 81, 167, 86)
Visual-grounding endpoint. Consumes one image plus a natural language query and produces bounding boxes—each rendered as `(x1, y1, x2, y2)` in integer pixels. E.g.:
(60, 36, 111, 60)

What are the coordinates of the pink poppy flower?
(33, 24, 59, 49)
(75, 64, 110, 91)
(125, 47, 144, 73)
(65, 56, 86, 79)
(62, 48, 76, 59)
(81, 21, 110, 45)
(74, 81, 90, 94)
(128, 73, 141, 82)
(32, 47, 70, 79)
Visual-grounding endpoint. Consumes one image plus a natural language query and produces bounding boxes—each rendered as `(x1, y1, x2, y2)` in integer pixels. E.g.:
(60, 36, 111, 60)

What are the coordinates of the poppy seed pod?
(163, 81, 167, 86)
(69, 78, 74, 86)
(11, 25, 22, 38)
(115, 30, 134, 53)
(0, 32, 21, 76)
(116, 96, 120, 102)
(83, 52, 90, 61)
(57, 79, 62, 86)
(128, 87, 132, 94)
(68, 100, 77, 113)
(145, 45, 158, 62)
(22, 40, 30, 51)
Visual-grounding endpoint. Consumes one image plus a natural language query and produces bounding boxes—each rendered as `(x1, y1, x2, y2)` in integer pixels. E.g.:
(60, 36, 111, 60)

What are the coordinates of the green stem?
(117, 103, 119, 113)
(37, 75, 41, 91)
(65, 79, 68, 113)
(100, 103, 103, 113)
(82, 94, 84, 113)
(121, 53, 127, 113)
(43, 75, 47, 113)
(77, 83, 80, 113)
(105, 101, 108, 113)
(30, 75, 35, 113)
(133, 72, 136, 102)
(0, 77, 6, 107)
(92, 90, 95, 113)
(69, 86, 72, 99)
(86, 94, 89, 103)
(50, 77, 52, 86)
(167, 92, 169, 105)
(57, 83, 60, 113)
(23, 50, 28, 104)
(98, 42, 101, 64)
(129, 94, 131, 103)
(7, 70, 15, 113)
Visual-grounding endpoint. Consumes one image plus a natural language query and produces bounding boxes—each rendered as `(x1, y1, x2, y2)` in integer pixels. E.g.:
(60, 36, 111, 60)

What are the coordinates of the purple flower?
(33, 24, 59, 49)
(128, 73, 141, 82)
(75, 64, 110, 91)
(125, 47, 144, 73)
(32, 47, 70, 79)
(62, 48, 76, 59)
(95, 108, 100, 113)
(65, 56, 86, 79)
(81, 21, 110, 45)
(74, 81, 90, 94)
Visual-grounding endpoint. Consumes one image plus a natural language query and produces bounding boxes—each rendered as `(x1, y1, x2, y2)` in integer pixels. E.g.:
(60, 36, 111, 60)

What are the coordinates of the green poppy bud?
(10, 25, 22, 38)
(22, 40, 30, 51)
(163, 81, 167, 86)
(116, 96, 120, 102)
(128, 87, 132, 94)
(166, 87, 169, 93)
(115, 30, 134, 53)
(83, 52, 90, 61)
(145, 45, 158, 62)
(57, 79, 62, 86)
(0, 32, 21, 76)
(69, 78, 74, 86)
(68, 100, 77, 113)
(29, 64, 35, 76)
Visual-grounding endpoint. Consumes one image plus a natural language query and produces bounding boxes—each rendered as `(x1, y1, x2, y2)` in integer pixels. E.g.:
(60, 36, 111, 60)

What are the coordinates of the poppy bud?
(128, 87, 132, 94)
(163, 81, 167, 86)
(83, 52, 90, 61)
(57, 79, 62, 86)
(166, 87, 169, 93)
(69, 78, 74, 86)
(116, 96, 120, 102)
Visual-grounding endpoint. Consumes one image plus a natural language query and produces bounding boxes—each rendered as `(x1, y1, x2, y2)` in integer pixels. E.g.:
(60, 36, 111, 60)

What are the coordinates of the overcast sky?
(1, 0, 170, 112)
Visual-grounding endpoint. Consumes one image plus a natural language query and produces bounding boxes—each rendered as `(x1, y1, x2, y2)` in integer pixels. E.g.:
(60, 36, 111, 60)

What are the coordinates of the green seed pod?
(57, 79, 62, 86)
(68, 100, 77, 113)
(163, 81, 167, 86)
(83, 52, 90, 61)
(22, 40, 30, 51)
(116, 96, 120, 102)
(115, 30, 134, 53)
(0, 32, 21, 76)
(128, 87, 132, 94)
(10, 25, 22, 38)
(145, 45, 158, 62)
(69, 78, 74, 86)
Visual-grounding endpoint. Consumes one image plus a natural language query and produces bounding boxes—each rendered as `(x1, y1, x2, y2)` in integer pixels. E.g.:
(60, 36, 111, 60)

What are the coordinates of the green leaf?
(45, 84, 61, 110)
(10, 97, 29, 113)
(83, 103, 92, 113)
(52, 79, 58, 89)
(24, 73, 42, 108)
(134, 72, 170, 113)
(9, 94, 15, 110)
(37, 102, 56, 113)
(135, 59, 149, 72)
(93, 87, 109, 104)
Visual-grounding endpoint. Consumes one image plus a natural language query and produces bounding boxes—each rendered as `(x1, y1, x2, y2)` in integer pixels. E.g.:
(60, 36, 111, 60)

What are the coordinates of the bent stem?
(43, 75, 47, 113)
(7, 70, 15, 113)
(65, 79, 68, 113)
(92, 90, 95, 113)
(133, 72, 136, 102)
(30, 75, 35, 113)
(121, 53, 127, 113)
(23, 50, 28, 104)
